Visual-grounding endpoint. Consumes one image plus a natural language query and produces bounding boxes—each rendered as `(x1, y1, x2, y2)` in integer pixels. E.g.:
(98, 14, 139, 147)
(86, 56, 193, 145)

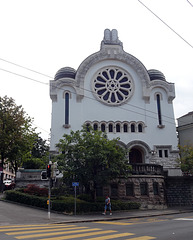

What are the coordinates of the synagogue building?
(50, 29, 181, 208)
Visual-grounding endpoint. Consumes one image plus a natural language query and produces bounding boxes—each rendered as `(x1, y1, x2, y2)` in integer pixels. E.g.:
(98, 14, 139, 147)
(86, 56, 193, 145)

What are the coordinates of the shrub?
(51, 185, 70, 197)
(23, 184, 48, 197)
(77, 194, 93, 202)
(5, 190, 140, 213)
(5, 190, 47, 209)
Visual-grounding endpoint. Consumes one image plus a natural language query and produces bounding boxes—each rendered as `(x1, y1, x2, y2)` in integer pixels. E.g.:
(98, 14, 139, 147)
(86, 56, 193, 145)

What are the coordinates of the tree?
(22, 136, 49, 169)
(178, 144, 193, 175)
(56, 125, 131, 201)
(0, 96, 36, 191)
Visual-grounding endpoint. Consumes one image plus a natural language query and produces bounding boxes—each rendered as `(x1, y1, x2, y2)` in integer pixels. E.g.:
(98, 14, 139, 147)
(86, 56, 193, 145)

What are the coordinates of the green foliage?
(22, 136, 49, 169)
(51, 185, 70, 197)
(31, 136, 49, 158)
(0, 96, 37, 190)
(110, 200, 140, 210)
(22, 158, 45, 169)
(56, 125, 131, 200)
(77, 194, 93, 202)
(5, 190, 140, 213)
(178, 144, 193, 174)
(5, 190, 47, 209)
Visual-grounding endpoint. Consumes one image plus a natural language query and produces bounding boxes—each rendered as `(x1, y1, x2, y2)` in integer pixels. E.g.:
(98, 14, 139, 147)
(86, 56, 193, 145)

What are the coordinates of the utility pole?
(48, 177, 51, 220)
(47, 159, 52, 220)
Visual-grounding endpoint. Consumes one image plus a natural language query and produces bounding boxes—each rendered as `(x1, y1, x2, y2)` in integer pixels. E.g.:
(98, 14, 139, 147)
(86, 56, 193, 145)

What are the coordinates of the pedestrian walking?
(102, 195, 112, 215)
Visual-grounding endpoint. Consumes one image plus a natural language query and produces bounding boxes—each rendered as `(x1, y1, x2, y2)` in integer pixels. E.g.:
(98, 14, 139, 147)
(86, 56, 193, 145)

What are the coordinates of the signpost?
(72, 182, 79, 215)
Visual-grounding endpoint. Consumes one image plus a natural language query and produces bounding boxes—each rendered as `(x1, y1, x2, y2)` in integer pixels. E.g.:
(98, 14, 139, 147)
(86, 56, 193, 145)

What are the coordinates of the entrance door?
(129, 148, 143, 164)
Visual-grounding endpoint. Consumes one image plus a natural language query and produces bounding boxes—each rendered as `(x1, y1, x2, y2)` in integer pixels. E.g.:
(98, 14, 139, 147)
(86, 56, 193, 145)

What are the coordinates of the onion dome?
(54, 67, 76, 80)
(148, 69, 166, 81)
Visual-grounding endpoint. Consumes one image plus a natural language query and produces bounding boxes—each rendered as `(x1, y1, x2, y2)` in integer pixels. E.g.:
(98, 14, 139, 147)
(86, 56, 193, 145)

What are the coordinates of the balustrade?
(130, 164, 164, 176)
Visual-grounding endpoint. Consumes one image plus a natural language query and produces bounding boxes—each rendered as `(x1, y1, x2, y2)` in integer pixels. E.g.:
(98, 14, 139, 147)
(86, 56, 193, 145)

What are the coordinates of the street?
(0, 213, 193, 239)
(0, 200, 193, 239)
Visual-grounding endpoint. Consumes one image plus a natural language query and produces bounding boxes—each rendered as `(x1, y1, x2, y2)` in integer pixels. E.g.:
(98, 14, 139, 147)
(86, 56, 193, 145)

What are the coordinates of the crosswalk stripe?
(125, 237, 156, 240)
(86, 232, 134, 239)
(7, 226, 88, 235)
(14, 228, 104, 239)
(0, 224, 75, 232)
(35, 230, 117, 240)
(0, 224, 47, 228)
(0, 224, 64, 229)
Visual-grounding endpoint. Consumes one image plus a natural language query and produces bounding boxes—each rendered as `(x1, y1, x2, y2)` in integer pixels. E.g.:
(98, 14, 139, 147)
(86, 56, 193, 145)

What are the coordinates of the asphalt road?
(0, 200, 67, 225)
(0, 200, 193, 240)
(0, 212, 193, 239)
(84, 213, 193, 240)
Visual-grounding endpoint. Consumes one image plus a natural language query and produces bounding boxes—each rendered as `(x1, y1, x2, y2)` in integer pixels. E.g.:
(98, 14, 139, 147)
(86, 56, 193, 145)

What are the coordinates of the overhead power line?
(138, 0, 193, 49)
(0, 68, 49, 85)
(187, 0, 193, 7)
(0, 57, 53, 79)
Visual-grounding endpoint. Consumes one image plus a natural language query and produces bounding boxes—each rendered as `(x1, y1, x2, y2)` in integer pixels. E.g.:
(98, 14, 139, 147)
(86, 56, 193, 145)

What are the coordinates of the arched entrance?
(129, 147, 143, 164)
(127, 141, 151, 164)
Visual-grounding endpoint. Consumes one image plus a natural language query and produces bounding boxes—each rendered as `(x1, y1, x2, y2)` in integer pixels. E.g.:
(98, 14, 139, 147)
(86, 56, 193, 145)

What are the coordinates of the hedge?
(5, 190, 47, 209)
(5, 190, 140, 213)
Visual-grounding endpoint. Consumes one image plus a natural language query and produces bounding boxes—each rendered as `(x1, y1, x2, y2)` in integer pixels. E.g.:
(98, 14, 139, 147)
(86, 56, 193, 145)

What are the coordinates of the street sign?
(72, 182, 79, 216)
(72, 182, 79, 187)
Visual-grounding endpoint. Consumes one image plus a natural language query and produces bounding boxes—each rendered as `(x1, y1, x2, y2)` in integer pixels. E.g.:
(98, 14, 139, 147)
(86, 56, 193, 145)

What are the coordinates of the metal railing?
(130, 163, 164, 176)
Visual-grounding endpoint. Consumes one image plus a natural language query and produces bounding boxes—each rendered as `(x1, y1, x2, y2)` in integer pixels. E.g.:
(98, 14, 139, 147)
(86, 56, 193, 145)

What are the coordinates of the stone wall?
(165, 176, 193, 206)
(103, 175, 166, 209)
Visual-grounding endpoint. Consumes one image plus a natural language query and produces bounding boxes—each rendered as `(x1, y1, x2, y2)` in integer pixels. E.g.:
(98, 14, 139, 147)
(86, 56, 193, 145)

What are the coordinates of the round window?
(92, 67, 134, 106)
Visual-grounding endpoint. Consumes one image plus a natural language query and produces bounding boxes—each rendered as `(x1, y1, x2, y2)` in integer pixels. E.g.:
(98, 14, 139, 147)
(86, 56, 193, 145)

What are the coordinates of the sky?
(0, 0, 193, 142)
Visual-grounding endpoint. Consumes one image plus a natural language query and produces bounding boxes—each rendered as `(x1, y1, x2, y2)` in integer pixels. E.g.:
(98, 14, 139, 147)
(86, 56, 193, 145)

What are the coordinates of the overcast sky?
(0, 0, 193, 141)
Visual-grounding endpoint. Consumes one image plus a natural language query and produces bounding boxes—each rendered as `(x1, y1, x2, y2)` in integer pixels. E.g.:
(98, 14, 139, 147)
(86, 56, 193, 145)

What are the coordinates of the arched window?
(93, 123, 98, 131)
(123, 123, 128, 132)
(138, 124, 143, 132)
(131, 123, 135, 132)
(156, 94, 162, 125)
(116, 124, 120, 132)
(108, 123, 113, 132)
(65, 92, 69, 125)
(86, 123, 90, 132)
(101, 123, 106, 132)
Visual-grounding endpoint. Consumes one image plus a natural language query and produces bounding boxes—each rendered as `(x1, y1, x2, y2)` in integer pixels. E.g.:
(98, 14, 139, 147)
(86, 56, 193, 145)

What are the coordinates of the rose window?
(92, 67, 134, 105)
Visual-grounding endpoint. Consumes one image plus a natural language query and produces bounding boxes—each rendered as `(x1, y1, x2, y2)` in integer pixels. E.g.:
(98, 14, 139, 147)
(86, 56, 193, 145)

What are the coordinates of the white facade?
(50, 29, 179, 176)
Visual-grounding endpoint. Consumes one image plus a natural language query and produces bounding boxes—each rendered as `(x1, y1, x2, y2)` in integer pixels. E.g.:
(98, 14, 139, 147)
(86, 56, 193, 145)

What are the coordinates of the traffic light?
(46, 164, 51, 178)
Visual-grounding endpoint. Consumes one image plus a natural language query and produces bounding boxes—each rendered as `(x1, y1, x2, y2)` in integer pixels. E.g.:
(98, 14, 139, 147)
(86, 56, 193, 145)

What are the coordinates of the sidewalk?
(55, 207, 193, 224)
(0, 193, 193, 225)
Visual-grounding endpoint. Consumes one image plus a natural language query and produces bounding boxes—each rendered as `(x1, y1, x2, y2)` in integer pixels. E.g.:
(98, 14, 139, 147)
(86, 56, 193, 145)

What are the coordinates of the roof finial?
(102, 29, 122, 46)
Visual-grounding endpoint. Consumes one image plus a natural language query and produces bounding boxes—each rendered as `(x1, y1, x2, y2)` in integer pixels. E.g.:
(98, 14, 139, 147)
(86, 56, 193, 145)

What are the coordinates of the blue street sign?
(72, 182, 79, 187)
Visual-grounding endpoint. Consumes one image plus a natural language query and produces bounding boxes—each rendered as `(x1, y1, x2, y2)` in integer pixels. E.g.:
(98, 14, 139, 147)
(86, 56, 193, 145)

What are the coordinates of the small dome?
(148, 69, 166, 81)
(54, 67, 76, 80)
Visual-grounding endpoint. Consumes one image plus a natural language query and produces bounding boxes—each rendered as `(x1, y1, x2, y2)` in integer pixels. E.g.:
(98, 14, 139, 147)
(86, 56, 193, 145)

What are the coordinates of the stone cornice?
(50, 78, 83, 101)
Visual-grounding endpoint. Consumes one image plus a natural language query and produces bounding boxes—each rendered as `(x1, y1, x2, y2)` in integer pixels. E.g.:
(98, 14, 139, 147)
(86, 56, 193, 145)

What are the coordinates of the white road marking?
(174, 218, 193, 221)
